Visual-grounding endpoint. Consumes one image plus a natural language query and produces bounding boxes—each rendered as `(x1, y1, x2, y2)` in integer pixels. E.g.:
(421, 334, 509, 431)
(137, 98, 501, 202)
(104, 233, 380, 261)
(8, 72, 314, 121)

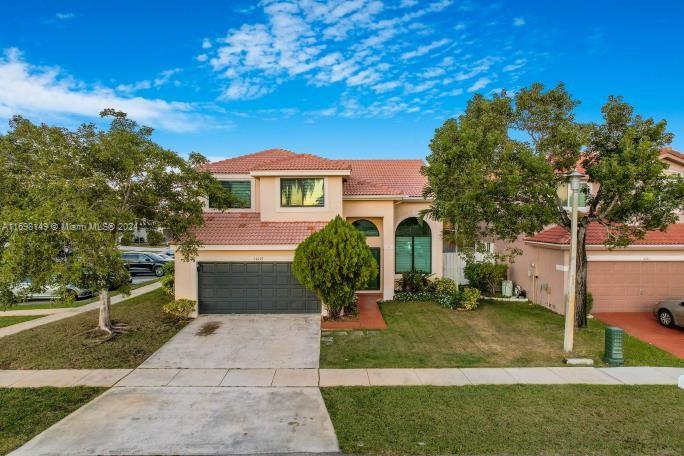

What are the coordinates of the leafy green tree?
(0, 111, 238, 334)
(293, 215, 377, 319)
(423, 83, 684, 327)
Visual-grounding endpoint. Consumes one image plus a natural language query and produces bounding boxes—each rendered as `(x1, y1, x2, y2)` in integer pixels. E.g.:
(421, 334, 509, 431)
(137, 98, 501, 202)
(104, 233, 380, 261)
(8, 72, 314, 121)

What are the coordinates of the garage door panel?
(198, 262, 321, 314)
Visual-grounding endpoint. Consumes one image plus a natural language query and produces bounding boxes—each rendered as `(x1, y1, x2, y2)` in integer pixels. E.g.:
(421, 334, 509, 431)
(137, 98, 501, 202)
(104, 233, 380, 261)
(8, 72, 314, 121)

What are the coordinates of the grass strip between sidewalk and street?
(320, 299, 684, 368)
(0, 288, 186, 369)
(0, 315, 43, 328)
(322, 384, 684, 455)
(0, 387, 106, 455)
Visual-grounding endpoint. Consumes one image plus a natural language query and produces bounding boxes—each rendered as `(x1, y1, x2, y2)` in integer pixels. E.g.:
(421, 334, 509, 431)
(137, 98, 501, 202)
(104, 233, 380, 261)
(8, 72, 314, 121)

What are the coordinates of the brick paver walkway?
(321, 293, 387, 330)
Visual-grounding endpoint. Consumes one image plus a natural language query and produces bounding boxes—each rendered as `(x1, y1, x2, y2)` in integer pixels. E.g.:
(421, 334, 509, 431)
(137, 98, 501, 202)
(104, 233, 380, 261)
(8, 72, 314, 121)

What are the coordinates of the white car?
(654, 299, 684, 328)
(12, 279, 93, 301)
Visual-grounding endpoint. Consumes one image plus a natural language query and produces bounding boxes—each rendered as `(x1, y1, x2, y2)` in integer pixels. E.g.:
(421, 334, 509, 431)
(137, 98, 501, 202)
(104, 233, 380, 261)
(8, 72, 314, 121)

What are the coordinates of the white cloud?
(201, 38, 212, 49)
(196, 54, 208, 62)
(372, 80, 402, 93)
(0, 48, 201, 132)
(503, 58, 526, 72)
(400, 38, 450, 60)
(513, 17, 525, 26)
(419, 67, 446, 78)
(221, 78, 271, 100)
(467, 77, 491, 92)
(116, 68, 182, 94)
(55, 12, 75, 20)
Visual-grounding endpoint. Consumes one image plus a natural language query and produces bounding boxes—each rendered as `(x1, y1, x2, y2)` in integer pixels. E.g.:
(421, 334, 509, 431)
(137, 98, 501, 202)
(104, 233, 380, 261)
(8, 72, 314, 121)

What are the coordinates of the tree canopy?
(423, 83, 684, 326)
(0, 111, 237, 332)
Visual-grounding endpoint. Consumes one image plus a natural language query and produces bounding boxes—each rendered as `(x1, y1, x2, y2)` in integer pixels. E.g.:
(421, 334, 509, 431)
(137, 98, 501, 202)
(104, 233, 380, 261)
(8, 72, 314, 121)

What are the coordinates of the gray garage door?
(198, 262, 321, 314)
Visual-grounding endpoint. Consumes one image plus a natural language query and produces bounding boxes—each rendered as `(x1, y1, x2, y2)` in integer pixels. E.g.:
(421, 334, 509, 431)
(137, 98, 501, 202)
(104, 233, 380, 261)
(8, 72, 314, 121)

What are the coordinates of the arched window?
(352, 219, 379, 237)
(395, 217, 431, 273)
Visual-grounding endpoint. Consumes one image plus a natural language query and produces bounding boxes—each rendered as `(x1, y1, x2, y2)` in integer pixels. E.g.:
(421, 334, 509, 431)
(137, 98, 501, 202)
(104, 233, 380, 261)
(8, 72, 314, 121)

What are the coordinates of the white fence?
(443, 252, 468, 284)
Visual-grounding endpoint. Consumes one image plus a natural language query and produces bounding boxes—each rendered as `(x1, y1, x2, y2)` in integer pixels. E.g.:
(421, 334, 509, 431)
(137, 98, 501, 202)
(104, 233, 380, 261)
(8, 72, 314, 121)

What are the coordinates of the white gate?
(443, 252, 468, 285)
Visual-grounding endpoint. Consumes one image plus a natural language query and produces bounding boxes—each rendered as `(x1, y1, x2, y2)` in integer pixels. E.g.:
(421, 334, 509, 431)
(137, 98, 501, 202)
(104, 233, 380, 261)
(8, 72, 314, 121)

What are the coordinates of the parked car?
(654, 299, 683, 328)
(12, 279, 93, 301)
(121, 252, 171, 277)
(162, 249, 175, 259)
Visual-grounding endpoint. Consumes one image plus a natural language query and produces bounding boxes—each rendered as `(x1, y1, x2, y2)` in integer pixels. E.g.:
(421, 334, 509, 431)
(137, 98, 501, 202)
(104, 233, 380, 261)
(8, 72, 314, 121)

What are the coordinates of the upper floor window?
(352, 219, 379, 236)
(209, 180, 251, 209)
(280, 178, 324, 207)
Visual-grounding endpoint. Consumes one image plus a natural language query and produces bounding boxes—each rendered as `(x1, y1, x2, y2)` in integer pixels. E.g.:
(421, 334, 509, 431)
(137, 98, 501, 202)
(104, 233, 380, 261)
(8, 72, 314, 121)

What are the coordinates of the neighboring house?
(503, 148, 684, 314)
(174, 149, 443, 315)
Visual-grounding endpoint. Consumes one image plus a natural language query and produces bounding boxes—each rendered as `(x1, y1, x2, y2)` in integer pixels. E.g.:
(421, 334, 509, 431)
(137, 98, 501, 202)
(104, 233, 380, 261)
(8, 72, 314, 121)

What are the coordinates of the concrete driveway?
(12, 313, 339, 455)
(12, 386, 339, 455)
(141, 314, 322, 369)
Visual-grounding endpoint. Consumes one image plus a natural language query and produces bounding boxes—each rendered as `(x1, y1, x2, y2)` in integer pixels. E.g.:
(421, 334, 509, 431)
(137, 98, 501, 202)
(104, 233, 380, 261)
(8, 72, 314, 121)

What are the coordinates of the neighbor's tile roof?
(251, 153, 351, 171)
(525, 222, 684, 246)
(204, 149, 296, 173)
(347, 160, 427, 197)
(195, 212, 326, 245)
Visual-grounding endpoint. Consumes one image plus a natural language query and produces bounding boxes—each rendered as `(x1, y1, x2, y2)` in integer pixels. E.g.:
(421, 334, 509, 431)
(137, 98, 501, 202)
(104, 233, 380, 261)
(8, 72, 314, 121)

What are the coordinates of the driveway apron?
(11, 314, 339, 456)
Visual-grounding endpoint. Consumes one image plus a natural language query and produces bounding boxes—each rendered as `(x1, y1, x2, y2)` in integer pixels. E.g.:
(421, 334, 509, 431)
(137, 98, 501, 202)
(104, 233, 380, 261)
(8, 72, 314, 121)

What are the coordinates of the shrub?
(394, 291, 440, 302)
(120, 231, 134, 246)
(396, 270, 433, 293)
(587, 292, 594, 314)
(146, 230, 165, 246)
(464, 261, 508, 295)
(162, 298, 195, 319)
(293, 216, 377, 319)
(433, 277, 458, 296)
(457, 287, 481, 310)
(160, 261, 174, 296)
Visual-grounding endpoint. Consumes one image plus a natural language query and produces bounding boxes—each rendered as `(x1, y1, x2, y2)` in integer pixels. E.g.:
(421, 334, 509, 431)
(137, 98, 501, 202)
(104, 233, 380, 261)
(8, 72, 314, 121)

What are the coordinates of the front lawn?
(320, 300, 683, 368)
(0, 289, 187, 369)
(0, 315, 43, 328)
(0, 387, 105, 455)
(322, 385, 684, 455)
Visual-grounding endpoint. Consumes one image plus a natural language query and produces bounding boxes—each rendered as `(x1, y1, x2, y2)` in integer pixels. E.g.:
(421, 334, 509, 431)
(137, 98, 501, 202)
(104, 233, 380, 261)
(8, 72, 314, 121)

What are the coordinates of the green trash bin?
(603, 326, 625, 365)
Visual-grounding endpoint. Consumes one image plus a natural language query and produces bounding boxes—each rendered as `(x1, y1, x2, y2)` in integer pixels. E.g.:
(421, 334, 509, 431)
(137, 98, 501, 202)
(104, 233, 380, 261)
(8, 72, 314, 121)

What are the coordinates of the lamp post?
(563, 170, 585, 353)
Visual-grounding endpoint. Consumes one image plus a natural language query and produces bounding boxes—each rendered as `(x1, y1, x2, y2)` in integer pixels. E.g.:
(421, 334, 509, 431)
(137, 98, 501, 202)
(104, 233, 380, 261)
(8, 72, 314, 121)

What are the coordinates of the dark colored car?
(121, 252, 171, 277)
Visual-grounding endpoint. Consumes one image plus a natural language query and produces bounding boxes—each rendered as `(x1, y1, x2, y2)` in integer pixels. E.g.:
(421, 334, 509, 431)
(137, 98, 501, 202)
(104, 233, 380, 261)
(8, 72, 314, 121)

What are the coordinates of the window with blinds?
(280, 178, 325, 207)
(395, 217, 432, 273)
(209, 180, 251, 208)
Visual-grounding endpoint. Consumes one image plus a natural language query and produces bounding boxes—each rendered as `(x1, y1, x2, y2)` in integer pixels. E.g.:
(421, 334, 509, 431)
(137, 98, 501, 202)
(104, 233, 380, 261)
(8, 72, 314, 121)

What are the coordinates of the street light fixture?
(563, 170, 586, 353)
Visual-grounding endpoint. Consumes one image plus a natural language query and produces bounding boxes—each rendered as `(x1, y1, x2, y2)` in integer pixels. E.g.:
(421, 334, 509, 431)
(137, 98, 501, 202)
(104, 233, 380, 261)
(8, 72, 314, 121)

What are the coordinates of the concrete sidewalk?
(0, 282, 162, 339)
(2, 366, 682, 387)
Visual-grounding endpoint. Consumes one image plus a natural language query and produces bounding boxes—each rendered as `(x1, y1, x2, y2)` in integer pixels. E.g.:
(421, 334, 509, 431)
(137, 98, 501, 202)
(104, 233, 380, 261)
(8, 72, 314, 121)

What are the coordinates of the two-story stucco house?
(174, 149, 442, 315)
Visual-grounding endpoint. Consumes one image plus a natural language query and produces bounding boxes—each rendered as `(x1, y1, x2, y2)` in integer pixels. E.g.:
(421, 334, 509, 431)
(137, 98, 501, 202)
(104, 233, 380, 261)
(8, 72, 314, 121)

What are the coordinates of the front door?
(364, 247, 381, 290)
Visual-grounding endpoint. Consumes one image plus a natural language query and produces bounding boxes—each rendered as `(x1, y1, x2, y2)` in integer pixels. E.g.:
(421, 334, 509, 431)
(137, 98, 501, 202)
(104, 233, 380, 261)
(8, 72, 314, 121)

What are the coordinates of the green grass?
(0, 289, 187, 369)
(3, 278, 161, 311)
(320, 299, 683, 368)
(322, 385, 684, 455)
(0, 315, 43, 328)
(0, 387, 105, 455)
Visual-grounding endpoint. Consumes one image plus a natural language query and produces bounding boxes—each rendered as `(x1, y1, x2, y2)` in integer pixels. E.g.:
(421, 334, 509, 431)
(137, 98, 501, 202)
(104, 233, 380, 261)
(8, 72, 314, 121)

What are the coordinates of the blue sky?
(1, 0, 683, 161)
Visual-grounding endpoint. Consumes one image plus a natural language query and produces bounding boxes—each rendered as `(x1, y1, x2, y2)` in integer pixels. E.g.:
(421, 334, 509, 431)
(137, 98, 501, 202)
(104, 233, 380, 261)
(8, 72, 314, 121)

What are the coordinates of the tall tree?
(423, 84, 684, 327)
(0, 111, 237, 334)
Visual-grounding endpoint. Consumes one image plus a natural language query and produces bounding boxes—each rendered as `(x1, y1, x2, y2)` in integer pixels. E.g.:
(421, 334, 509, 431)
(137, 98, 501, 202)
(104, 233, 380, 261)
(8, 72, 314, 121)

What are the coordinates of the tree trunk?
(574, 223, 589, 328)
(98, 288, 113, 333)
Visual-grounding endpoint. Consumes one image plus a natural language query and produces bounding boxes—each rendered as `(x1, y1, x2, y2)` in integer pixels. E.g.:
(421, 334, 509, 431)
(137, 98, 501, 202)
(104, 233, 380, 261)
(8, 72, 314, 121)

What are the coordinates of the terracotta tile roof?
(525, 222, 684, 246)
(204, 149, 296, 173)
(343, 176, 403, 196)
(347, 160, 427, 197)
(195, 212, 326, 245)
(251, 154, 351, 171)
(660, 147, 684, 164)
(204, 150, 427, 197)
